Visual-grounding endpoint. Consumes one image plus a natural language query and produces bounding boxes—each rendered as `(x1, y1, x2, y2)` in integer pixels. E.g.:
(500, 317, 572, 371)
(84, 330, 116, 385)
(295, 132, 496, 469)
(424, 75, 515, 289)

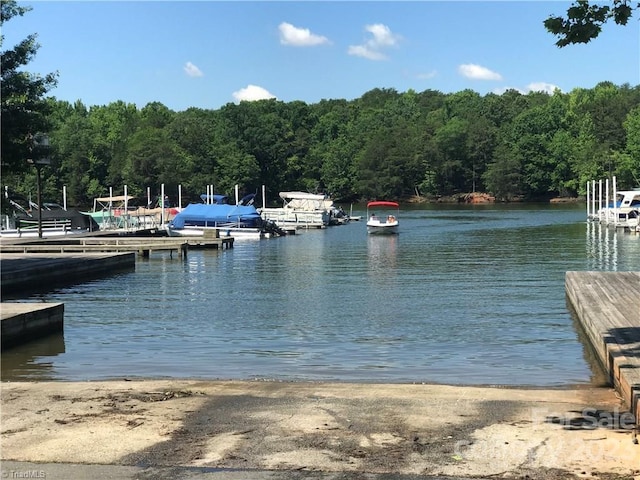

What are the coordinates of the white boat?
(596, 189, 640, 229)
(366, 201, 399, 235)
(260, 191, 331, 229)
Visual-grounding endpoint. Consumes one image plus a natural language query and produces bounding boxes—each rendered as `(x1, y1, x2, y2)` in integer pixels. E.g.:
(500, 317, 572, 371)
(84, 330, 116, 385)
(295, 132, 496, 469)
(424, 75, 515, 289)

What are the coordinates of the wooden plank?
(1, 237, 233, 253)
(566, 271, 640, 426)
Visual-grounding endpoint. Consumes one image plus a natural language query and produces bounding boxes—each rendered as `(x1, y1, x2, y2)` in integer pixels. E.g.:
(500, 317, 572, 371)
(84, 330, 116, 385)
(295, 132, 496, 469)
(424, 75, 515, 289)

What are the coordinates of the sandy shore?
(1, 380, 639, 479)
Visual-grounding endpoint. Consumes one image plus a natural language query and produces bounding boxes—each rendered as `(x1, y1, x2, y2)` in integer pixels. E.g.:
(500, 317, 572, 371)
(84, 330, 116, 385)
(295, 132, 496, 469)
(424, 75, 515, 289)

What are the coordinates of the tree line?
(3, 0, 639, 210)
(2, 82, 640, 209)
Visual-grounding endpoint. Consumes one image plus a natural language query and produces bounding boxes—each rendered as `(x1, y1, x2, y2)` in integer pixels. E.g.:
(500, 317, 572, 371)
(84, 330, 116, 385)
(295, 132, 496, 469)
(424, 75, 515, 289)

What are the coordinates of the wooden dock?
(566, 271, 640, 425)
(0, 235, 233, 257)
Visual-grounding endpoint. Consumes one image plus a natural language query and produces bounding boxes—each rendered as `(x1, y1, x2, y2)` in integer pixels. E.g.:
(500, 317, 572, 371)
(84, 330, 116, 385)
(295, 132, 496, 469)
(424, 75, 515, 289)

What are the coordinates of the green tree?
(483, 143, 523, 201)
(123, 127, 191, 198)
(433, 117, 469, 194)
(1, 0, 58, 174)
(622, 106, 640, 187)
(49, 100, 100, 206)
(89, 101, 140, 188)
(545, 0, 638, 47)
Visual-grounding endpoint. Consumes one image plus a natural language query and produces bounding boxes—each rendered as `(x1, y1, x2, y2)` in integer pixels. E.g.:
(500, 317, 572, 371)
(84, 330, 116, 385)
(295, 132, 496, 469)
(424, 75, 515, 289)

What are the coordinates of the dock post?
(598, 180, 603, 222)
(588, 182, 591, 220)
(591, 180, 596, 220)
(605, 178, 610, 225)
(612, 175, 617, 228)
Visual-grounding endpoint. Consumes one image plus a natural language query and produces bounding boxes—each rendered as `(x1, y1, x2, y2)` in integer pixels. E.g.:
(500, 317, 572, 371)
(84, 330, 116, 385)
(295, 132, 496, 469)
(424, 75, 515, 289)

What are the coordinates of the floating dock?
(0, 252, 136, 296)
(566, 271, 640, 425)
(0, 235, 233, 257)
(1, 302, 64, 350)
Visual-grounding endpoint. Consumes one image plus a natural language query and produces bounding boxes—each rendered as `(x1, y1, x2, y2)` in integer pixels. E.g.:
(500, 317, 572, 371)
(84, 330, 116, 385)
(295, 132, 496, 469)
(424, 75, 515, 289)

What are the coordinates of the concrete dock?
(1, 302, 64, 350)
(0, 251, 135, 349)
(0, 252, 136, 297)
(566, 271, 640, 427)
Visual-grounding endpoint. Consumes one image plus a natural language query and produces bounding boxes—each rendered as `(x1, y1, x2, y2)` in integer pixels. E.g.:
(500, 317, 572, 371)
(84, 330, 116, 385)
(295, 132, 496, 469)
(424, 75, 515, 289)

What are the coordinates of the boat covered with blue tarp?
(170, 203, 262, 229)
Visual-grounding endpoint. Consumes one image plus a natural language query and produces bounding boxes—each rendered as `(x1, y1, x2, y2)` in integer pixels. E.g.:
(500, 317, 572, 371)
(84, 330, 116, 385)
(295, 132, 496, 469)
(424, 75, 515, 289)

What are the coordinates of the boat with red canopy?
(366, 201, 399, 235)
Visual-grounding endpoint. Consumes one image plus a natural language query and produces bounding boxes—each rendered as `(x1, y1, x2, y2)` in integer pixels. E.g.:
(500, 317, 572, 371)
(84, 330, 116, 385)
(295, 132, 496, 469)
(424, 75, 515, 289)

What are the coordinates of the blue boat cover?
(171, 203, 262, 229)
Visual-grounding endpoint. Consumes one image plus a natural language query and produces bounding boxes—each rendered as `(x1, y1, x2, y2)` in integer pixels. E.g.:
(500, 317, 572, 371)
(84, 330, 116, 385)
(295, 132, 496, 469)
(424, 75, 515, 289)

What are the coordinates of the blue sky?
(4, 1, 639, 111)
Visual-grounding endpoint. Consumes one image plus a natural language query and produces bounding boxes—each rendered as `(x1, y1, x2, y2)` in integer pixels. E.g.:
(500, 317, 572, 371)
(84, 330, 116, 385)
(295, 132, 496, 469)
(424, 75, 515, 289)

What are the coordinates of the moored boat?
(165, 194, 284, 239)
(0, 208, 99, 238)
(595, 189, 640, 229)
(260, 191, 331, 229)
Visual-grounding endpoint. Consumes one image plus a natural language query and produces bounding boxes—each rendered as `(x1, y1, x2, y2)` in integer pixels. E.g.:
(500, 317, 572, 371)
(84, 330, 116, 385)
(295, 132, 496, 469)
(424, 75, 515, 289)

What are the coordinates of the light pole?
(26, 134, 51, 239)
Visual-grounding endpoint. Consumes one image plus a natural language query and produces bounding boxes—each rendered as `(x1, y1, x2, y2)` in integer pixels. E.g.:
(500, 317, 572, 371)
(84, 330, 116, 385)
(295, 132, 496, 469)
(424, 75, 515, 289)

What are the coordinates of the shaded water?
(3, 203, 639, 385)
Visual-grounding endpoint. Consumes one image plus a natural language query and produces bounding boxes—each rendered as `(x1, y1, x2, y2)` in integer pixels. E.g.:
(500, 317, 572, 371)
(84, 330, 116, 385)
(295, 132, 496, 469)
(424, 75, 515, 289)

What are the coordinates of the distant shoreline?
(405, 192, 582, 204)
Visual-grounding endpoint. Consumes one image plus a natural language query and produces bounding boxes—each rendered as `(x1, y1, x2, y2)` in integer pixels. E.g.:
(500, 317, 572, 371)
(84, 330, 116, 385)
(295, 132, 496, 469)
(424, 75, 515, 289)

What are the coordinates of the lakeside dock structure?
(0, 231, 233, 347)
(1, 302, 64, 350)
(586, 175, 640, 232)
(0, 234, 233, 258)
(0, 251, 134, 349)
(0, 252, 136, 297)
(566, 271, 640, 426)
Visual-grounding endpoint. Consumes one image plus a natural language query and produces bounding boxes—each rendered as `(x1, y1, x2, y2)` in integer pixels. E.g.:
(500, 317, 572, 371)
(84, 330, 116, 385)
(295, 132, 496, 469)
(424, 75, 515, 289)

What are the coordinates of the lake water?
(3, 203, 639, 386)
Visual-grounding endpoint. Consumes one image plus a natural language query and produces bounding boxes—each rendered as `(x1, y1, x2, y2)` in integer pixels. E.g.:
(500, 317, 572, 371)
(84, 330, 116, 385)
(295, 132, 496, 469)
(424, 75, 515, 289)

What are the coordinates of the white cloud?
(347, 45, 387, 61)
(232, 84, 276, 102)
(348, 23, 401, 61)
(184, 61, 203, 77)
(458, 64, 502, 81)
(365, 23, 400, 48)
(279, 22, 329, 46)
(527, 82, 561, 94)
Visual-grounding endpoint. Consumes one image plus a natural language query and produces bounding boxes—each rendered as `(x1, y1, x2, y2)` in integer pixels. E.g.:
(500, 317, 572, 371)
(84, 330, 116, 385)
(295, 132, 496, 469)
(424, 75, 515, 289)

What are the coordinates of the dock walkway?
(0, 235, 233, 257)
(566, 271, 640, 425)
(0, 252, 136, 297)
(1, 302, 64, 350)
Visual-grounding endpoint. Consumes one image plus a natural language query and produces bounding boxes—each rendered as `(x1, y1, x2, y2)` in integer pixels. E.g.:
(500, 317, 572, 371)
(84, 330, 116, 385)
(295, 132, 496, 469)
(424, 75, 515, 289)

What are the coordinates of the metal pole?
(605, 178, 609, 225)
(161, 183, 166, 225)
(592, 180, 596, 220)
(36, 165, 43, 238)
(586, 181, 590, 220)
(124, 185, 128, 230)
(612, 175, 617, 228)
(598, 180, 603, 222)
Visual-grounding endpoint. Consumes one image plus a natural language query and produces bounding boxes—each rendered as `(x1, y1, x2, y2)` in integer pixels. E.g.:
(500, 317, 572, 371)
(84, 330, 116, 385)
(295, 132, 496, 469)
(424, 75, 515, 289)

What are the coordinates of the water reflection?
(586, 221, 640, 270)
(3, 204, 640, 385)
(367, 235, 398, 273)
(1, 333, 66, 381)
